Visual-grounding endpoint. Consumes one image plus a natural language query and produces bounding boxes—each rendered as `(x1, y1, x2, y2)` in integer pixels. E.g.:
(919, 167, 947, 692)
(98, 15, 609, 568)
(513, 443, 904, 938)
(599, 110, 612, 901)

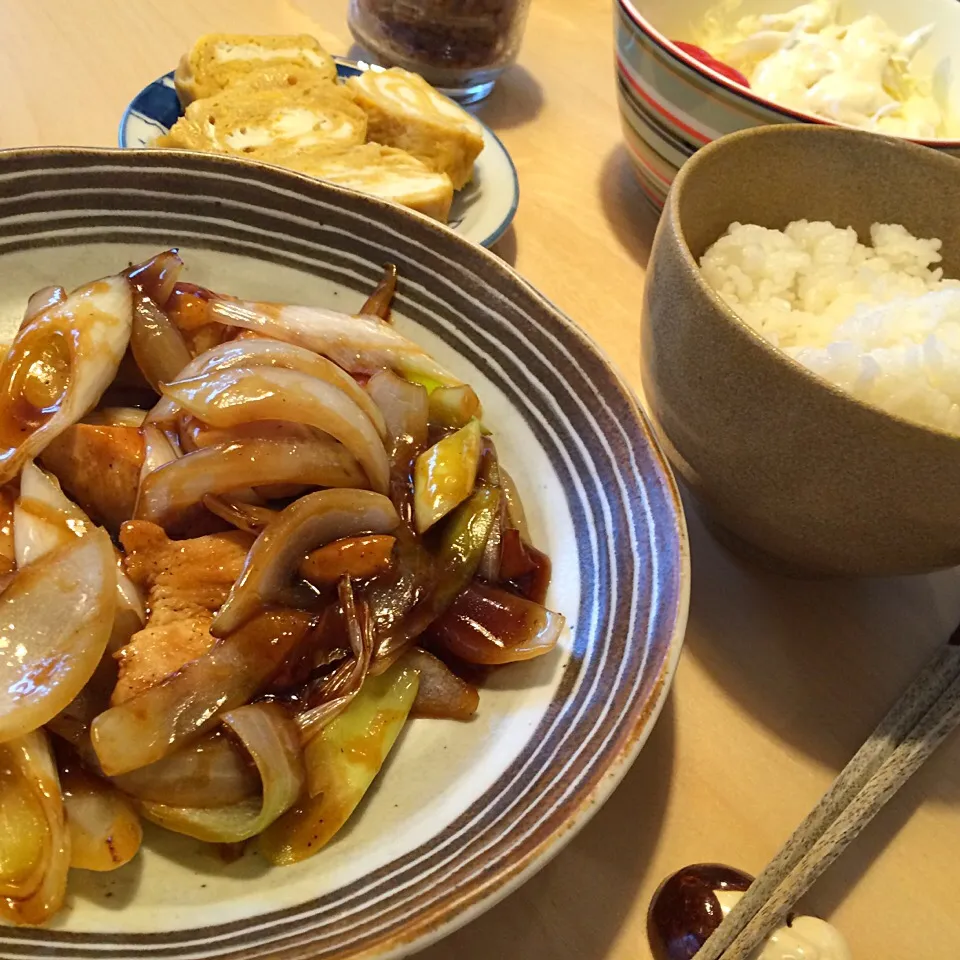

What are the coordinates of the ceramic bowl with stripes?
(615, 0, 960, 209)
(0, 148, 688, 959)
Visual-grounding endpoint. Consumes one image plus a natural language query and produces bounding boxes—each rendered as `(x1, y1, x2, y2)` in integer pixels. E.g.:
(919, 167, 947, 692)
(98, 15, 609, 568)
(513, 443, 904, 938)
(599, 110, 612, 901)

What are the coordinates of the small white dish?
(119, 58, 520, 248)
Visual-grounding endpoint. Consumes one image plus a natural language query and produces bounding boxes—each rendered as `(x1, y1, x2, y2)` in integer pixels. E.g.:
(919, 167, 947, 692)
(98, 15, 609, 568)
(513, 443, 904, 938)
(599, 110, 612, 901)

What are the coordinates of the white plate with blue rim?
(119, 57, 520, 249)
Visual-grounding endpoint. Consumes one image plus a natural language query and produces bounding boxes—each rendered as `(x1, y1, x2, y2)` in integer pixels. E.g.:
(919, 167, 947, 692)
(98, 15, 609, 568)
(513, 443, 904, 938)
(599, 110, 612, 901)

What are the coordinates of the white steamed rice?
(699, 220, 960, 433)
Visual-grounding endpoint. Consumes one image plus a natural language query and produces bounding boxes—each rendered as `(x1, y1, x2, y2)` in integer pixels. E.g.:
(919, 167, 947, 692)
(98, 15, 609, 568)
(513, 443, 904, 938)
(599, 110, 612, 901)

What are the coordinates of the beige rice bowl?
(700, 220, 960, 434)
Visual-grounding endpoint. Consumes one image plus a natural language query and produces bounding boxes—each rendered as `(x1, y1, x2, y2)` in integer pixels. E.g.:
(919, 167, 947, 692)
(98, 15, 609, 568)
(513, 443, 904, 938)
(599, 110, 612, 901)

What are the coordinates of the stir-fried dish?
(0, 251, 564, 925)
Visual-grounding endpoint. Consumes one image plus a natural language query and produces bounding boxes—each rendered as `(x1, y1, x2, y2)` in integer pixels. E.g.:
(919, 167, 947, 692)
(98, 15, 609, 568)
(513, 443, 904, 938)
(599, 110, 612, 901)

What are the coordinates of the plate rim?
(0, 144, 688, 959)
(117, 59, 521, 249)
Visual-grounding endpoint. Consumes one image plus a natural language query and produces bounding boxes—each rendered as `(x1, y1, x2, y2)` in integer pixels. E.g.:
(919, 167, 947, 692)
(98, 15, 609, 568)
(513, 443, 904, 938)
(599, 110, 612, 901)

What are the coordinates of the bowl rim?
(0, 143, 691, 959)
(616, 0, 960, 149)
(665, 123, 960, 445)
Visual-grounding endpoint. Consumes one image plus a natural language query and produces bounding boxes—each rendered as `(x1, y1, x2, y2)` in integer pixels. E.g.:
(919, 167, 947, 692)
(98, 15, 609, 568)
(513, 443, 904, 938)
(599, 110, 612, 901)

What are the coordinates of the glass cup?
(348, 0, 533, 104)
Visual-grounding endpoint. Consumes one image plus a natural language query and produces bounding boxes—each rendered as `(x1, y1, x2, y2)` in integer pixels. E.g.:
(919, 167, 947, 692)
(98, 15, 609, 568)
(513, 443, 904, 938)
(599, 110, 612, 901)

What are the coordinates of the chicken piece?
(113, 521, 253, 703)
(40, 424, 144, 533)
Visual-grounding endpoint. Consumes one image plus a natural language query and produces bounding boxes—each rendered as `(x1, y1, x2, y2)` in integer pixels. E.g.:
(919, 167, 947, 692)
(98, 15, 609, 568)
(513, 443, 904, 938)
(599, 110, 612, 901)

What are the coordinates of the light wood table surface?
(2, 1, 959, 956)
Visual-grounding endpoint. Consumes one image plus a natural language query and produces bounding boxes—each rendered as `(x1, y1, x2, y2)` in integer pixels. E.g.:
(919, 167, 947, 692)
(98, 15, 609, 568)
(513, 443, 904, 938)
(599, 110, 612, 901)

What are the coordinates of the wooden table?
(2, 1, 959, 956)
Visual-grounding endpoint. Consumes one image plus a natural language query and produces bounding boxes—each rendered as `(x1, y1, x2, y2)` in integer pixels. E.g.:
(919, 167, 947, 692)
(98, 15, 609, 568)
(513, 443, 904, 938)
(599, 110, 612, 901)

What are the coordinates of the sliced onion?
(24, 286, 65, 323)
(297, 579, 374, 748)
(359, 264, 398, 321)
(366, 370, 428, 524)
(0, 531, 116, 742)
(111, 730, 260, 807)
(130, 295, 192, 392)
(0, 487, 14, 576)
(137, 438, 369, 529)
(59, 755, 142, 872)
(499, 466, 530, 542)
(0, 731, 70, 926)
(184, 417, 316, 451)
(163, 366, 390, 495)
(203, 495, 278, 534)
(210, 297, 462, 386)
(16, 460, 145, 629)
(0, 274, 133, 484)
(149, 337, 387, 437)
(91, 608, 314, 775)
(138, 702, 304, 842)
(212, 489, 399, 637)
(83, 407, 148, 428)
(124, 250, 184, 306)
(477, 439, 503, 583)
(367, 369, 429, 451)
(405, 648, 479, 721)
(432, 582, 565, 664)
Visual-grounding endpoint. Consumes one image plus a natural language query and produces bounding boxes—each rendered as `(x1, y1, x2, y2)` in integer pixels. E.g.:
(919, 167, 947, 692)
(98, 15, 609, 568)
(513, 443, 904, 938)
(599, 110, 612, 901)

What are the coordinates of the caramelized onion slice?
(0, 274, 133, 484)
(359, 264, 397, 321)
(137, 438, 368, 529)
(163, 366, 390, 494)
(138, 703, 304, 843)
(91, 609, 313, 776)
(60, 758, 142, 872)
(16, 460, 145, 630)
(24, 286, 66, 323)
(432, 583, 565, 664)
(130, 295, 192, 392)
(210, 297, 462, 386)
(149, 337, 387, 437)
(124, 250, 183, 306)
(203, 495, 278, 535)
(212, 489, 399, 638)
(0, 531, 116, 743)
(405, 648, 479, 721)
(0, 731, 70, 926)
(111, 731, 260, 807)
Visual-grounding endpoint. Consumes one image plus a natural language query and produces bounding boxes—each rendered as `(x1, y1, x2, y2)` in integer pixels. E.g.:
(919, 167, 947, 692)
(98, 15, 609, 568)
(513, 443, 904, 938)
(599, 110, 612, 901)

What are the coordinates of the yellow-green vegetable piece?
(428, 384, 482, 429)
(414, 419, 481, 533)
(402, 371, 443, 395)
(258, 662, 419, 866)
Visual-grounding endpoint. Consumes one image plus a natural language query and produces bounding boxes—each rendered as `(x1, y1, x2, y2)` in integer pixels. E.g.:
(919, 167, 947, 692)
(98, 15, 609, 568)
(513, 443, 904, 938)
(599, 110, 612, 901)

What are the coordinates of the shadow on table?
(492, 224, 518, 267)
(599, 146, 661, 270)
(475, 66, 545, 129)
(681, 493, 960, 805)
(415, 692, 678, 960)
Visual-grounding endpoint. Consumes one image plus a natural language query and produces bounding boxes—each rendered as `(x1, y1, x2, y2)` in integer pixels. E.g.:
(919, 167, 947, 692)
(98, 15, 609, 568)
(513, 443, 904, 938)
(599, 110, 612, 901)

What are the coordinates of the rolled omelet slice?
(156, 83, 367, 158)
(174, 33, 337, 106)
(346, 68, 485, 190)
(277, 144, 455, 223)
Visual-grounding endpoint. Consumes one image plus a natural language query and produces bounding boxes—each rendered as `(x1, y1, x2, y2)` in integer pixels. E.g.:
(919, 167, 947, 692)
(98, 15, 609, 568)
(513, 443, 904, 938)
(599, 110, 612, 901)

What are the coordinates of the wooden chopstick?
(696, 632, 960, 960)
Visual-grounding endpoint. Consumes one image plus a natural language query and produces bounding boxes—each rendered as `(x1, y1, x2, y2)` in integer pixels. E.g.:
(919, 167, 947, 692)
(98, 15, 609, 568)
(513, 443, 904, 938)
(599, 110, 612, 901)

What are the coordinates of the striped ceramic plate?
(0, 149, 688, 959)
